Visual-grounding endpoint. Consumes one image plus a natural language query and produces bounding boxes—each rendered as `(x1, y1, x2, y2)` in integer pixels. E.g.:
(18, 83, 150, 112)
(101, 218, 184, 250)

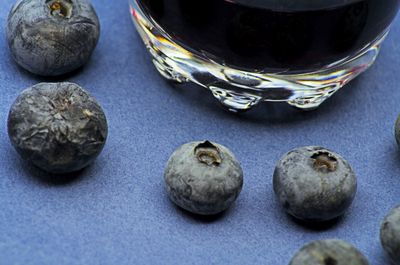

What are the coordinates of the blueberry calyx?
(311, 151, 338, 172)
(48, 0, 73, 18)
(54, 98, 71, 111)
(194, 141, 222, 166)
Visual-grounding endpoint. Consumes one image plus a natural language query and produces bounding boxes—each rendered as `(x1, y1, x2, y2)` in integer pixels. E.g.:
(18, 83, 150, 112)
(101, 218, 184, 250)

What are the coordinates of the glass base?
(130, 0, 387, 112)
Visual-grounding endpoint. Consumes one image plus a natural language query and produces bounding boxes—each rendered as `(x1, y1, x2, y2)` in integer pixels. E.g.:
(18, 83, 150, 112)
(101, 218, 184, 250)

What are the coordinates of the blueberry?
(6, 0, 100, 76)
(289, 239, 369, 265)
(380, 205, 400, 264)
(395, 115, 400, 147)
(273, 146, 357, 222)
(8, 82, 108, 174)
(164, 141, 243, 215)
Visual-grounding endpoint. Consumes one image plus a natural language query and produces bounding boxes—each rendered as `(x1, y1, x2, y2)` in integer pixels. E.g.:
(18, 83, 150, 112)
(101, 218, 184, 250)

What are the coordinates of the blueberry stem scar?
(194, 141, 222, 166)
(311, 151, 338, 172)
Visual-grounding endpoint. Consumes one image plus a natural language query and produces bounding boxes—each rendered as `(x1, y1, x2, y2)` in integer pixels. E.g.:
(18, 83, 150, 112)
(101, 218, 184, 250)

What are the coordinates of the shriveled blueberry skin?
(6, 0, 100, 76)
(164, 141, 243, 215)
(380, 205, 400, 264)
(273, 146, 357, 221)
(289, 239, 369, 265)
(8, 82, 108, 174)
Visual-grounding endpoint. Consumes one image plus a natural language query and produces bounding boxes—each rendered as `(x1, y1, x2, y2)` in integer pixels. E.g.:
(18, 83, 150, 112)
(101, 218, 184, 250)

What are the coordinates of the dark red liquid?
(138, 0, 400, 72)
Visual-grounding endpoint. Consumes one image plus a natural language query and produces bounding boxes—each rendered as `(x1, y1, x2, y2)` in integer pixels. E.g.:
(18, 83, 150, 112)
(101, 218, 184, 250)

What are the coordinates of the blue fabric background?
(1, 1, 400, 264)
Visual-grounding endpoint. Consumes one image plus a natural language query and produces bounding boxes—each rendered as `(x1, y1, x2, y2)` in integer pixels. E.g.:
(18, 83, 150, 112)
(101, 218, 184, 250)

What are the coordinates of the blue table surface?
(1, 1, 400, 264)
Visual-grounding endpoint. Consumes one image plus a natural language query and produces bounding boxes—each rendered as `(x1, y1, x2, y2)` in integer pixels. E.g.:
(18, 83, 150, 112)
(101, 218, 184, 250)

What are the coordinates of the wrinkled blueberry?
(8, 82, 108, 174)
(380, 205, 400, 264)
(273, 146, 357, 222)
(289, 239, 369, 265)
(6, 0, 100, 76)
(164, 141, 243, 215)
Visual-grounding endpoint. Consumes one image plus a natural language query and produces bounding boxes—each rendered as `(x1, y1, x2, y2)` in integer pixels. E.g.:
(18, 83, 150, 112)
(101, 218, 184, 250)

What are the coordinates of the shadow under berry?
(18, 157, 91, 186)
(172, 203, 234, 224)
(289, 214, 345, 232)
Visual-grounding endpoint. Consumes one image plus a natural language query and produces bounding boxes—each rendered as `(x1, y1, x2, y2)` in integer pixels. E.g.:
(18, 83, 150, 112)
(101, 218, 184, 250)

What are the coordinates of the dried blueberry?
(6, 0, 100, 76)
(164, 141, 243, 215)
(380, 205, 400, 264)
(273, 146, 357, 222)
(8, 82, 108, 174)
(289, 239, 369, 265)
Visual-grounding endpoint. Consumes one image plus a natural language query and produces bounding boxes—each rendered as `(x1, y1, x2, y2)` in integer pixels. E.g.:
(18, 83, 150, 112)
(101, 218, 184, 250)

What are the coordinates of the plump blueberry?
(164, 141, 243, 215)
(273, 146, 357, 222)
(380, 205, 400, 264)
(289, 239, 369, 265)
(6, 0, 100, 76)
(8, 82, 108, 174)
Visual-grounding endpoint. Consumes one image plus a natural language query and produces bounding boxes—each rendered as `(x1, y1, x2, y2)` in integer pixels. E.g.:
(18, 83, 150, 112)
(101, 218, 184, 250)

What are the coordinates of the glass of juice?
(130, 0, 400, 111)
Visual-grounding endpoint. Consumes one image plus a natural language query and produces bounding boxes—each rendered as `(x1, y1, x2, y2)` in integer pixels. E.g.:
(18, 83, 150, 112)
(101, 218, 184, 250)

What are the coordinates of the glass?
(130, 0, 400, 111)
